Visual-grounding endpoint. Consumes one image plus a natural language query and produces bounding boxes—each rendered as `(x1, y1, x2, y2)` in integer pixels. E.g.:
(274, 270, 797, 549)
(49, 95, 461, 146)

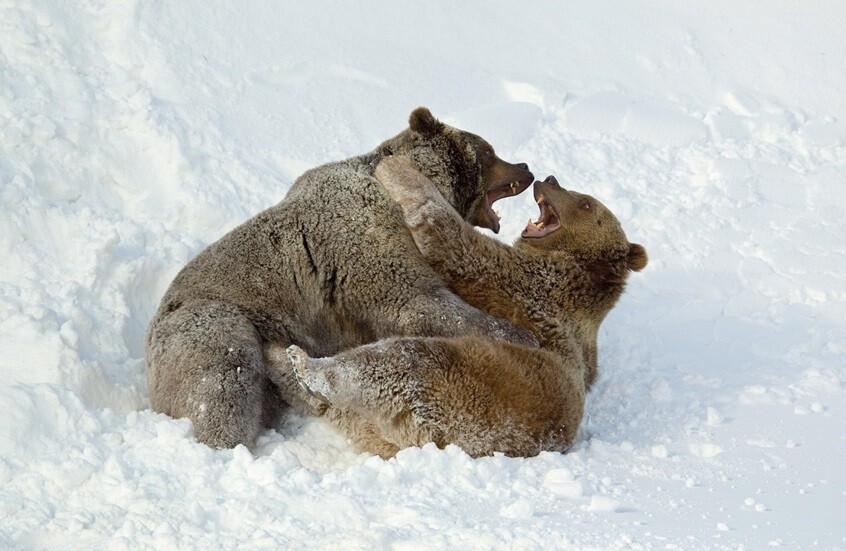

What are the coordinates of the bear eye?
(580, 199, 592, 211)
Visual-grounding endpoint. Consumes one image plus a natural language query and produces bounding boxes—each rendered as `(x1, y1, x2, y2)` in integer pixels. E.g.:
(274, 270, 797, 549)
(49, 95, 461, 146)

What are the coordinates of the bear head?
(376, 107, 534, 233)
(517, 175, 647, 302)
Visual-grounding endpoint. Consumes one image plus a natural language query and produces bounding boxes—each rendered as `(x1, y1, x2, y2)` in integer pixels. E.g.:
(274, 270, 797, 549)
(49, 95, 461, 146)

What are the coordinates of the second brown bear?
(267, 156, 647, 458)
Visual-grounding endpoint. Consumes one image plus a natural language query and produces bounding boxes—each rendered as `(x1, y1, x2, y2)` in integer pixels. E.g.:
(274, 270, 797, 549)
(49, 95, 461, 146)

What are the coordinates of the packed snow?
(2, 1, 845, 549)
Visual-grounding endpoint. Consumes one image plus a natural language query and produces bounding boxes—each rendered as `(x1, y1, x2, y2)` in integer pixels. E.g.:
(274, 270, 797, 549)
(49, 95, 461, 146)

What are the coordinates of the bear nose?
(515, 163, 529, 170)
(544, 175, 559, 184)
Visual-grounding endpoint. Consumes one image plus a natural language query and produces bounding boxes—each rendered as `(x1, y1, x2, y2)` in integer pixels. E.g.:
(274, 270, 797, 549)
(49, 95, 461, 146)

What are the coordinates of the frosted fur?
(268, 157, 646, 458)
(145, 109, 534, 449)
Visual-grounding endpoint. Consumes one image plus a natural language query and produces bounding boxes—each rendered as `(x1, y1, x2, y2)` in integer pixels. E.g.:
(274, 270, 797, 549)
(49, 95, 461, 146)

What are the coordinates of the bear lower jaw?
(521, 198, 561, 239)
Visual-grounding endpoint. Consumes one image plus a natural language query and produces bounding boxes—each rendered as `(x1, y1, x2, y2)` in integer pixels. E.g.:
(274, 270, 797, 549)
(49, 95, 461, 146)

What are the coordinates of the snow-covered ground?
(2, 1, 845, 548)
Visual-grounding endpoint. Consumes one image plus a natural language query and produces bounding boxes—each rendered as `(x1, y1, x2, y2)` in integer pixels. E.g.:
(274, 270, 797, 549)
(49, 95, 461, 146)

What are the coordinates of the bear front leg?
(376, 155, 467, 261)
(376, 155, 526, 297)
(393, 287, 538, 348)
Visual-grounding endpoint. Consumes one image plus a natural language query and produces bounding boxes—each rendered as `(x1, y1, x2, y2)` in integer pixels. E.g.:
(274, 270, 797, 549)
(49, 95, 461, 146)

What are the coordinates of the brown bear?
(145, 109, 535, 449)
(271, 156, 647, 458)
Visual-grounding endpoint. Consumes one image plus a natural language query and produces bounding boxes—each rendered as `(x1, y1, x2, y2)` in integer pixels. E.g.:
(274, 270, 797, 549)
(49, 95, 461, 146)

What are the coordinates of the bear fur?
(274, 156, 647, 458)
(145, 108, 535, 449)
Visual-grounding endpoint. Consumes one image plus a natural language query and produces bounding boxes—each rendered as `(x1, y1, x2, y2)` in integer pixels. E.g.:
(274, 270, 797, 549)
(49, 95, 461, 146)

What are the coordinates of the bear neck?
(535, 249, 630, 387)
(571, 251, 630, 387)
(524, 248, 628, 318)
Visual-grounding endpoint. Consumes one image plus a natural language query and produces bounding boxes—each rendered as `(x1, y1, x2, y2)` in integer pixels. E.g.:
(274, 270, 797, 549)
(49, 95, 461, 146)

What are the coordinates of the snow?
(1, 0, 845, 549)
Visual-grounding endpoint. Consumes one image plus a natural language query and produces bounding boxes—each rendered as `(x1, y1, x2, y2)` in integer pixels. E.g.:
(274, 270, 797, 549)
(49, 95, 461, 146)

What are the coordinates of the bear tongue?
(521, 218, 541, 238)
(521, 218, 556, 238)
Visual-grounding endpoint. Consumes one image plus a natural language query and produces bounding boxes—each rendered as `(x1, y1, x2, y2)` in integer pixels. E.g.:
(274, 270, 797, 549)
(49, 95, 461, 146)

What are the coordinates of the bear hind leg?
(147, 300, 272, 449)
(284, 339, 449, 453)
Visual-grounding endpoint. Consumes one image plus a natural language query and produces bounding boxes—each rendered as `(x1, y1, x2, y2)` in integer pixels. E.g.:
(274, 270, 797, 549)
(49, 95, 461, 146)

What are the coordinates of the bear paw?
(287, 345, 332, 404)
(375, 156, 441, 212)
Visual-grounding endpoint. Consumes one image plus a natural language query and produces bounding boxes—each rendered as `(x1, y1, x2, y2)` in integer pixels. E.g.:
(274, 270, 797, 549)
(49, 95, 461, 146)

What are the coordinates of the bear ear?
(409, 107, 444, 137)
(627, 243, 648, 272)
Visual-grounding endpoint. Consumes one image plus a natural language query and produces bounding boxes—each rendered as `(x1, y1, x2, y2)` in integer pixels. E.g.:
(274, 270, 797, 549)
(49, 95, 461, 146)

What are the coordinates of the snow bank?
(1, 1, 844, 548)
